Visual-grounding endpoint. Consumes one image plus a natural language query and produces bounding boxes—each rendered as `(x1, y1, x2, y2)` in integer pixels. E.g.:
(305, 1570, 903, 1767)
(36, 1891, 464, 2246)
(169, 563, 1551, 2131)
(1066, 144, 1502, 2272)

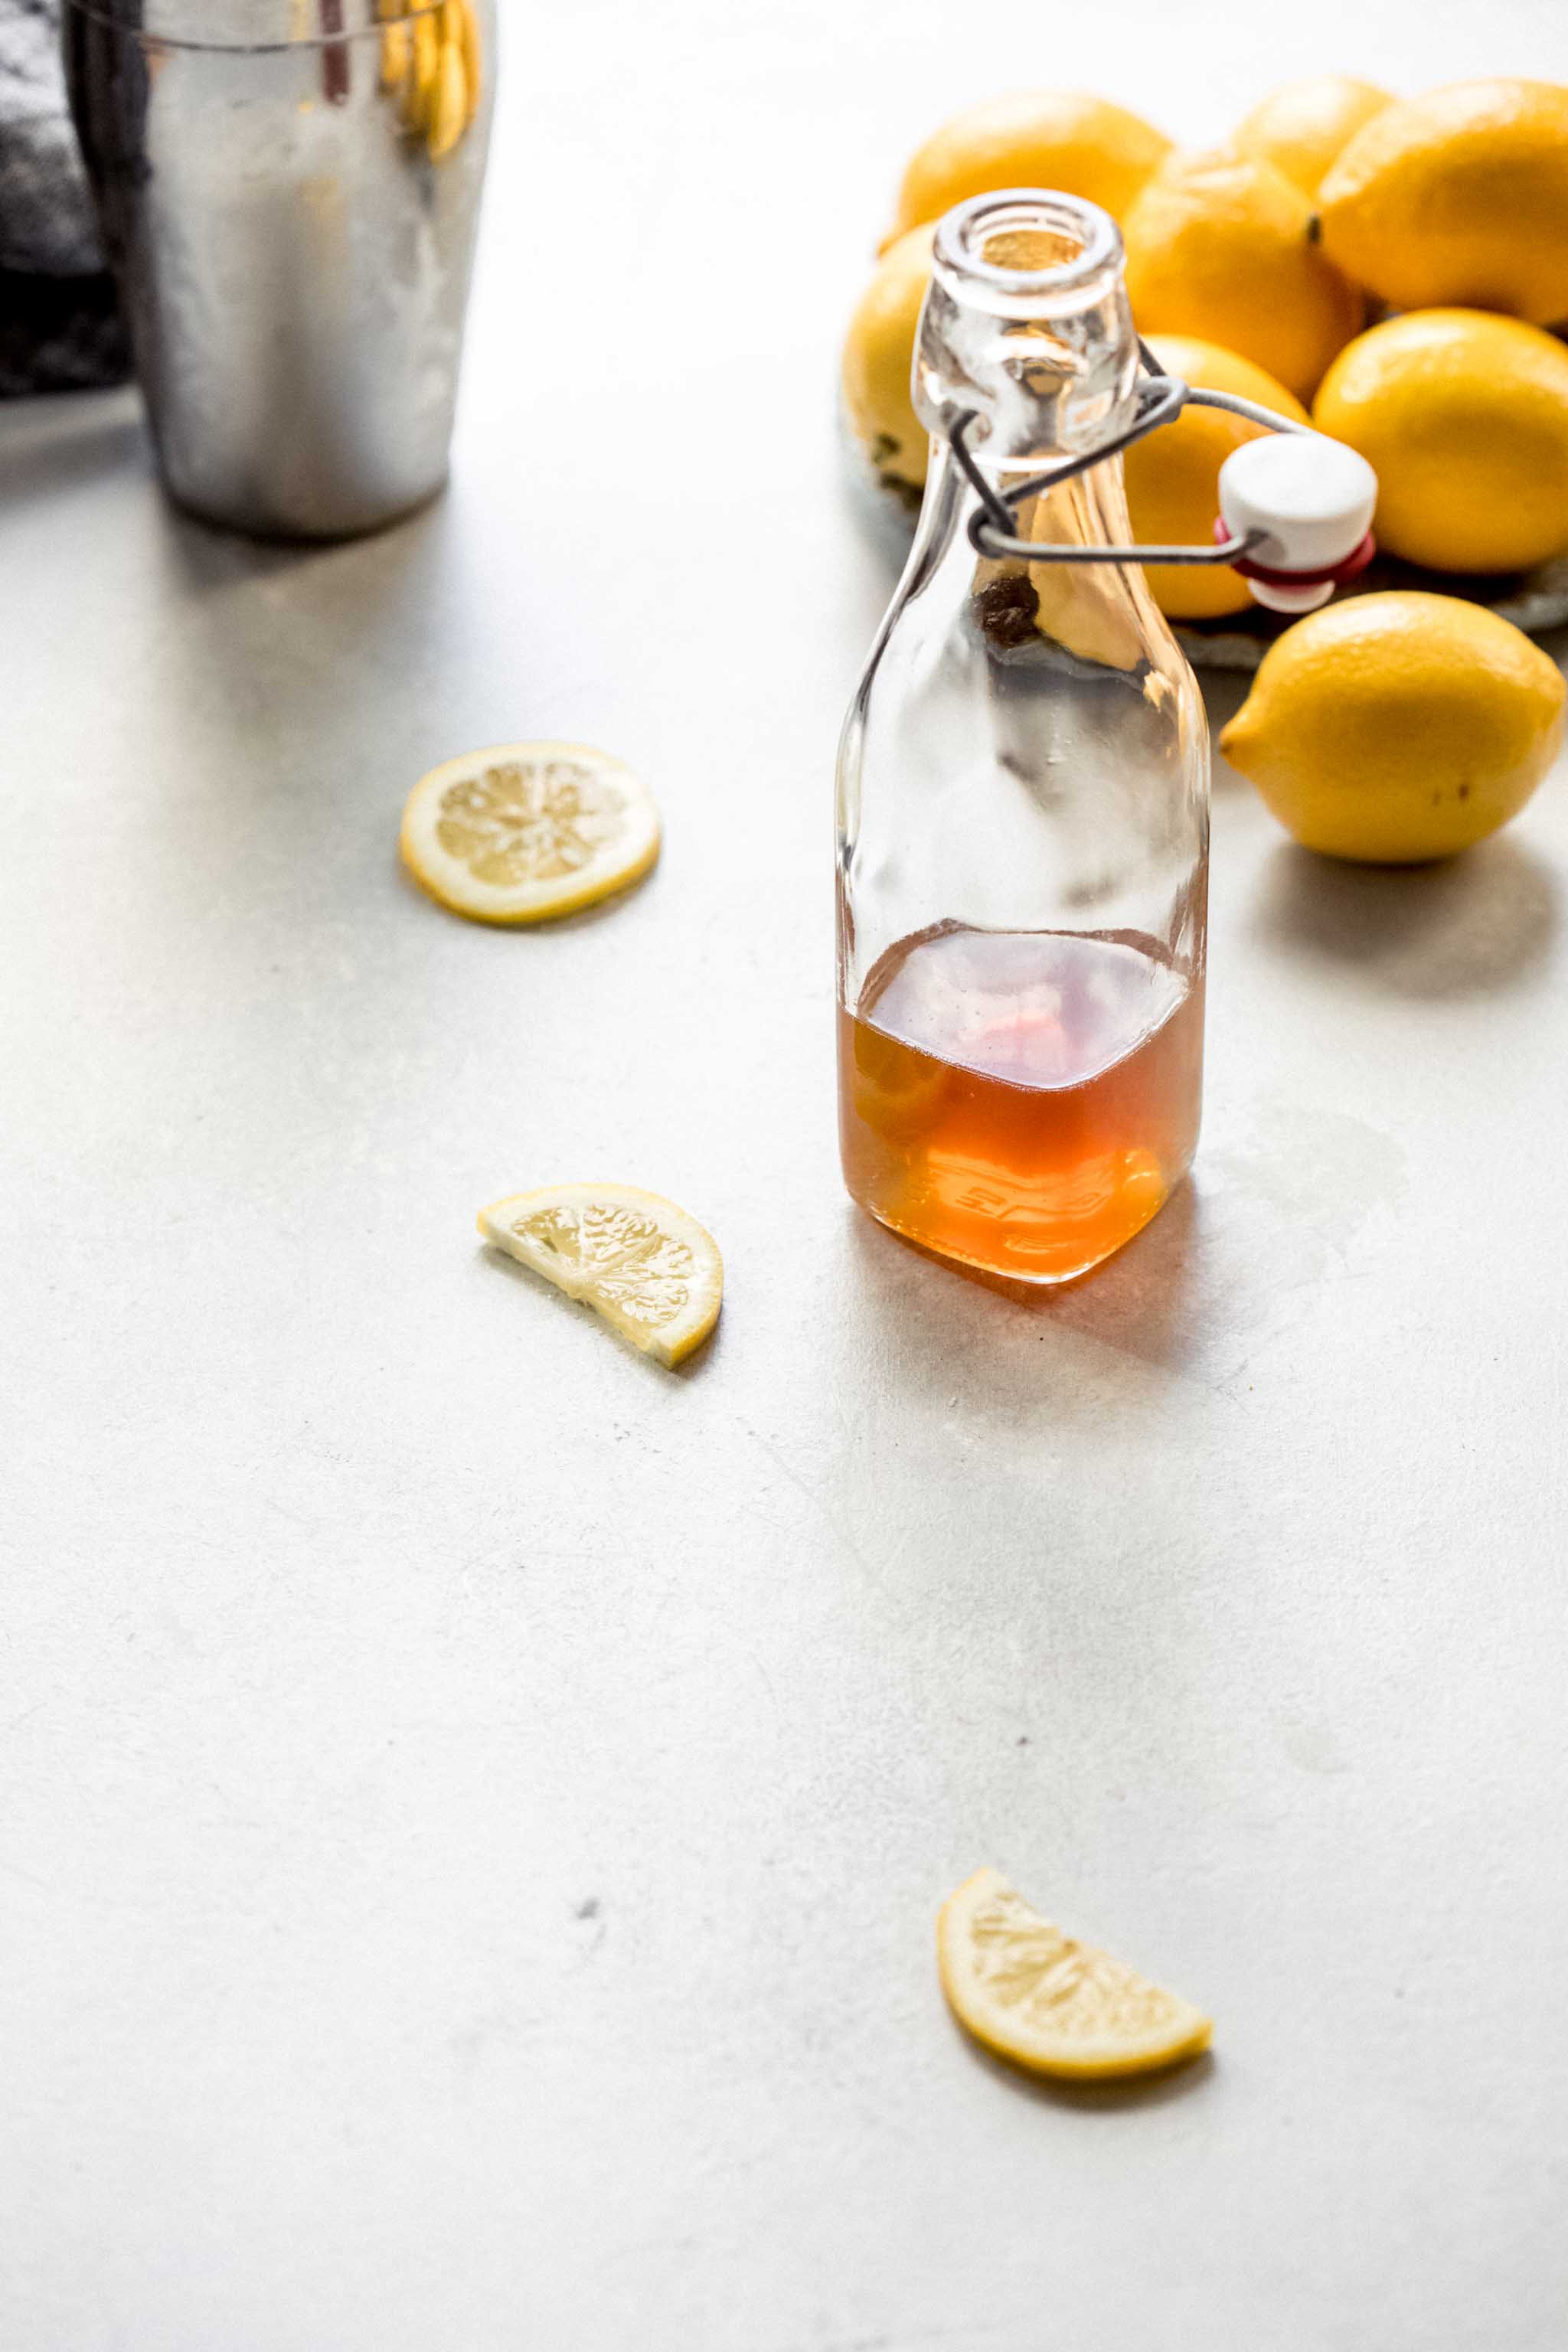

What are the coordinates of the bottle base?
(848, 1175, 1183, 1286)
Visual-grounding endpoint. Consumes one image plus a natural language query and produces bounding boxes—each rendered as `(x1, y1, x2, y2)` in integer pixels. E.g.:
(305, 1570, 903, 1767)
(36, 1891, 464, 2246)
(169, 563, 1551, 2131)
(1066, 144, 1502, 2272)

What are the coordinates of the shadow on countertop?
(841, 1176, 1221, 1398)
(1246, 831, 1560, 1001)
(952, 2014, 1217, 2114)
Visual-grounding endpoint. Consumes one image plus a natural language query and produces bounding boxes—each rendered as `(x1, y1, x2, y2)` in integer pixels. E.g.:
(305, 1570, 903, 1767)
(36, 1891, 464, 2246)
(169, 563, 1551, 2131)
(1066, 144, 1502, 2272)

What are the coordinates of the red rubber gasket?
(1213, 521, 1377, 589)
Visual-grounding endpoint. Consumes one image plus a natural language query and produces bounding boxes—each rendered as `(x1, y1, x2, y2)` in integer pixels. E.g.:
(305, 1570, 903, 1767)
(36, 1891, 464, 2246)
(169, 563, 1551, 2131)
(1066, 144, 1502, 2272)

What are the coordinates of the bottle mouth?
(935, 190, 1123, 303)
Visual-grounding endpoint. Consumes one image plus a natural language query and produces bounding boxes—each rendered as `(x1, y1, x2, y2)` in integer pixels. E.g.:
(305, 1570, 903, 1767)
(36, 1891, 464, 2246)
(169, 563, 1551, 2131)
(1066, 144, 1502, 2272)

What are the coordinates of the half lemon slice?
(938, 1867, 1212, 2080)
(401, 742, 660, 925)
(479, 1184, 721, 1367)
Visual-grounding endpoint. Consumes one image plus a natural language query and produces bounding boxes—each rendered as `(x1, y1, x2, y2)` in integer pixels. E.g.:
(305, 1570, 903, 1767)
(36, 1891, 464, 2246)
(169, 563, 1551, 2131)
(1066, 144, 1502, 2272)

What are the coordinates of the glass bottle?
(836, 190, 1209, 1285)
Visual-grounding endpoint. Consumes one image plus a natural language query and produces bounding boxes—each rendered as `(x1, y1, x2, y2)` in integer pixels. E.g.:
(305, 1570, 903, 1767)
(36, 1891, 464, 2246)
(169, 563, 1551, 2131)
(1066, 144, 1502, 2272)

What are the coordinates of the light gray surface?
(4, 5, 1567, 2348)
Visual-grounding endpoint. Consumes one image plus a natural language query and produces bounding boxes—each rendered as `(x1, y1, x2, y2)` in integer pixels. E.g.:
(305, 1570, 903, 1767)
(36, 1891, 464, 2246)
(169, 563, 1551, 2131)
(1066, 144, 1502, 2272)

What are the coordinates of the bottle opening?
(936, 191, 1122, 300)
(918, 186, 1136, 459)
(977, 222, 1084, 276)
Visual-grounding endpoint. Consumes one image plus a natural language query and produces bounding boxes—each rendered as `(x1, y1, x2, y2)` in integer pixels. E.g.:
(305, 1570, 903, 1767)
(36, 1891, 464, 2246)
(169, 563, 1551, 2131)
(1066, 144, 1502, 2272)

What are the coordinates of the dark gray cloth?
(0, 0, 129, 391)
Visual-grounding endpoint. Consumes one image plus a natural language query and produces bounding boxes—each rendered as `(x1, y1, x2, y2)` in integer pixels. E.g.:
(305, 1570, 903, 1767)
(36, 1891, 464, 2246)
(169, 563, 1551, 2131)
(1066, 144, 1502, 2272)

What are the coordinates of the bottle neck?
(906, 437, 1139, 593)
(903, 433, 1161, 684)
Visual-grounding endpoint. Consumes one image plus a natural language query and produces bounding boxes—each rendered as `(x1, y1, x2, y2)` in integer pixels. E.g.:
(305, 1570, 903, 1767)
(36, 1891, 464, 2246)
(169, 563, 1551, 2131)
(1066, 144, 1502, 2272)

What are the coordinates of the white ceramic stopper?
(1217, 433, 1379, 615)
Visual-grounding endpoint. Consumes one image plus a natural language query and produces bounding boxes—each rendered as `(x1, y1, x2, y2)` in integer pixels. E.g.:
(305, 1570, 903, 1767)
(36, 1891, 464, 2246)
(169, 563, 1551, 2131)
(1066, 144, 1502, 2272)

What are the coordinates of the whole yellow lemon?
(1318, 80, 1568, 325)
(1122, 335, 1309, 619)
(1233, 74, 1393, 198)
(1220, 591, 1565, 862)
(1313, 309, 1568, 573)
(841, 224, 936, 494)
(887, 89, 1170, 247)
(1123, 148, 1364, 402)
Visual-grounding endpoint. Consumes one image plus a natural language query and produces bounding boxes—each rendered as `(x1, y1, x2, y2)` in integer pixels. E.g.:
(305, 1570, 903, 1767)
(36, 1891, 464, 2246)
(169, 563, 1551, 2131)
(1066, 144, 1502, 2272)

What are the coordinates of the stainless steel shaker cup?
(65, 0, 495, 539)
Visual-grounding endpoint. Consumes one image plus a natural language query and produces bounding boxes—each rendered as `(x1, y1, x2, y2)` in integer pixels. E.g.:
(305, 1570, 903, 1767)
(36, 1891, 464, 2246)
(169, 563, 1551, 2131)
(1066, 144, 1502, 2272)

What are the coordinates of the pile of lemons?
(843, 78, 1568, 860)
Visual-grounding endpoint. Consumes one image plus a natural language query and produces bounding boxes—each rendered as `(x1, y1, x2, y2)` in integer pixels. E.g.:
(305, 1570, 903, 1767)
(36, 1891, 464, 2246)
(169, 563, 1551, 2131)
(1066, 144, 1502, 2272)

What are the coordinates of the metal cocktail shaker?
(64, 0, 495, 540)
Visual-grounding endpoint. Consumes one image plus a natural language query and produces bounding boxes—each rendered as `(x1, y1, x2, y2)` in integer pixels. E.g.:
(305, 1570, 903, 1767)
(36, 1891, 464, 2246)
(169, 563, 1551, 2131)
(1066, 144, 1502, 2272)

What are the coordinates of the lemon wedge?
(479, 1184, 721, 1367)
(400, 742, 660, 926)
(938, 1867, 1212, 2080)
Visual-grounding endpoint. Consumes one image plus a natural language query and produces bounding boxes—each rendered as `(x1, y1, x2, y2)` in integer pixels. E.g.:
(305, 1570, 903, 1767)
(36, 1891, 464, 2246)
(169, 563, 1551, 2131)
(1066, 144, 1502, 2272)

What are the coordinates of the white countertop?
(5, 3, 1567, 2346)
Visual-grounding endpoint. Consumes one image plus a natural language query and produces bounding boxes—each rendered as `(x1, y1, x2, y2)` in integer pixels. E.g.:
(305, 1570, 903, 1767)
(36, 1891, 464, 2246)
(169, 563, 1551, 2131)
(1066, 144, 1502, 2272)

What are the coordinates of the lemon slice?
(938, 1867, 1212, 2079)
(479, 1184, 721, 1366)
(400, 742, 660, 926)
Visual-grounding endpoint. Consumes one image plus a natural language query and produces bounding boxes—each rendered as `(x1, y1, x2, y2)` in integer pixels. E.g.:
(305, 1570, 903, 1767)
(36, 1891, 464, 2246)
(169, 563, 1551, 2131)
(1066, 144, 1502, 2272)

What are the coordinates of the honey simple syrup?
(838, 923, 1203, 1282)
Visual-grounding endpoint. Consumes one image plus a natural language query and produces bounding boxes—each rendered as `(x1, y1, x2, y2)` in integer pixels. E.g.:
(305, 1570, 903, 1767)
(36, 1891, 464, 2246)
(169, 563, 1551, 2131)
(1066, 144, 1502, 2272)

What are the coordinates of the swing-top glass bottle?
(836, 188, 1209, 1284)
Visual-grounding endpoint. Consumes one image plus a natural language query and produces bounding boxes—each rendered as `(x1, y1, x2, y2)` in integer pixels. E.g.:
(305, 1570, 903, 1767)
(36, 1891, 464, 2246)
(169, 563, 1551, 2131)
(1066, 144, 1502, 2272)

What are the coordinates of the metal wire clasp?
(949, 339, 1309, 570)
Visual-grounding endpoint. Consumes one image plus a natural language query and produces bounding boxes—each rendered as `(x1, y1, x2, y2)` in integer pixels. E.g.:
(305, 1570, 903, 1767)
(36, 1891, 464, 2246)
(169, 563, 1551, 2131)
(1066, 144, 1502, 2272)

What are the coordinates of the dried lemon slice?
(938, 1867, 1212, 2080)
(400, 742, 660, 926)
(479, 1184, 721, 1367)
